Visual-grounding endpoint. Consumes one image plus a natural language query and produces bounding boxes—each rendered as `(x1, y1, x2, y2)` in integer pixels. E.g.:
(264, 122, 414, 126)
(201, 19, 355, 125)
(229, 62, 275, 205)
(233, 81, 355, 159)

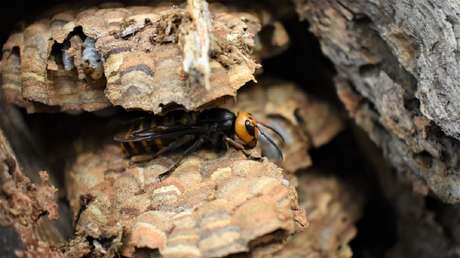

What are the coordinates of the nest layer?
(66, 145, 306, 258)
(274, 171, 362, 258)
(1, 2, 288, 113)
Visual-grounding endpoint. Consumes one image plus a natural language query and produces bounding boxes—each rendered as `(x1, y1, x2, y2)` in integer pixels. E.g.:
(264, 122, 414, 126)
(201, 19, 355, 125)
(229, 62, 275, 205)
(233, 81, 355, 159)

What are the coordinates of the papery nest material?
(1, 1, 289, 114)
(273, 170, 363, 258)
(65, 145, 306, 257)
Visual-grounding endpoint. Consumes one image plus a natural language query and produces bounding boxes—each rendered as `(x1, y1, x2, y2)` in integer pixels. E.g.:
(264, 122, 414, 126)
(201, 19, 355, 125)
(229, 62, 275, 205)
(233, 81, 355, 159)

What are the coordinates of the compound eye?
(245, 119, 256, 136)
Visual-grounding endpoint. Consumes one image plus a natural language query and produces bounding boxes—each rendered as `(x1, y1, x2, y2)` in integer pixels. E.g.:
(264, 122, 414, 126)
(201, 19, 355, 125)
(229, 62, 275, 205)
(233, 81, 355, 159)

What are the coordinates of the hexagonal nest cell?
(1, 1, 460, 258)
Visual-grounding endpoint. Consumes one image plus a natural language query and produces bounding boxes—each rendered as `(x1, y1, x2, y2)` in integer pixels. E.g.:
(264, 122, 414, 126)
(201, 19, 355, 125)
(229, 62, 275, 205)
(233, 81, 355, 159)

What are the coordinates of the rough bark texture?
(0, 94, 79, 257)
(294, 0, 460, 203)
(353, 127, 460, 258)
(0, 128, 63, 258)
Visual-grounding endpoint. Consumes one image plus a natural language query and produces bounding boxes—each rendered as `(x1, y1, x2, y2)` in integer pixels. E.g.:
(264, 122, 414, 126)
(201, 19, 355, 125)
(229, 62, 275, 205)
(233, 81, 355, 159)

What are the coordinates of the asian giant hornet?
(114, 108, 284, 178)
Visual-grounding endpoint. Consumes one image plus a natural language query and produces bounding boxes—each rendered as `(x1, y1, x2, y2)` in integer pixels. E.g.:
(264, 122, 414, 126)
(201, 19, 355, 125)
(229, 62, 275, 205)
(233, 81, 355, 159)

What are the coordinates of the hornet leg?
(130, 135, 195, 164)
(224, 137, 262, 161)
(159, 137, 206, 181)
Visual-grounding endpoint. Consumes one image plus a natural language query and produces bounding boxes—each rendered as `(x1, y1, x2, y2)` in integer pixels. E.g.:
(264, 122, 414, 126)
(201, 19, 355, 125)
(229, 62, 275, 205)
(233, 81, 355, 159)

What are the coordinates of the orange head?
(235, 112, 259, 148)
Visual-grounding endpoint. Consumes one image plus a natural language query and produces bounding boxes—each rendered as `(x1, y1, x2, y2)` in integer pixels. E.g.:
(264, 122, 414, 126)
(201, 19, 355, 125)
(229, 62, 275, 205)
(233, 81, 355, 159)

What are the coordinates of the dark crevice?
(249, 229, 288, 249)
(132, 248, 162, 258)
(0, 1, 81, 46)
(353, 13, 373, 24)
(23, 111, 119, 189)
(265, 13, 399, 257)
(84, 235, 122, 257)
(425, 196, 449, 229)
(310, 127, 398, 258)
(49, 26, 86, 68)
(74, 194, 95, 228)
(10, 46, 20, 58)
(223, 229, 289, 257)
(3, 156, 16, 176)
(359, 63, 382, 78)
(0, 226, 23, 258)
(351, 196, 398, 257)
(262, 18, 339, 106)
(413, 150, 434, 169)
(403, 97, 421, 112)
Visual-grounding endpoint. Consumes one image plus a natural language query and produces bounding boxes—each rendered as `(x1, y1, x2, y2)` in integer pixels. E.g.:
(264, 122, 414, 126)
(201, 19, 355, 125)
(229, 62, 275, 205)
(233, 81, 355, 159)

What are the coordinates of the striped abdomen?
(120, 119, 167, 156)
(118, 111, 195, 157)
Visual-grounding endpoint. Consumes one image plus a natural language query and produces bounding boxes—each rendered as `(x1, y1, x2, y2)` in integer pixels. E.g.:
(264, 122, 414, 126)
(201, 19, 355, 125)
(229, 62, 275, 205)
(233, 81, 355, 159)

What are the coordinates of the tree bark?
(0, 105, 66, 257)
(294, 0, 460, 203)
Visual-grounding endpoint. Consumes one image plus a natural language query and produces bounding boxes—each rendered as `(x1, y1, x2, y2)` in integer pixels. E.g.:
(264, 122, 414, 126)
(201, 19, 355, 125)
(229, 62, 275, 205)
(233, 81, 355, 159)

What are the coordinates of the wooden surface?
(295, 0, 460, 203)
